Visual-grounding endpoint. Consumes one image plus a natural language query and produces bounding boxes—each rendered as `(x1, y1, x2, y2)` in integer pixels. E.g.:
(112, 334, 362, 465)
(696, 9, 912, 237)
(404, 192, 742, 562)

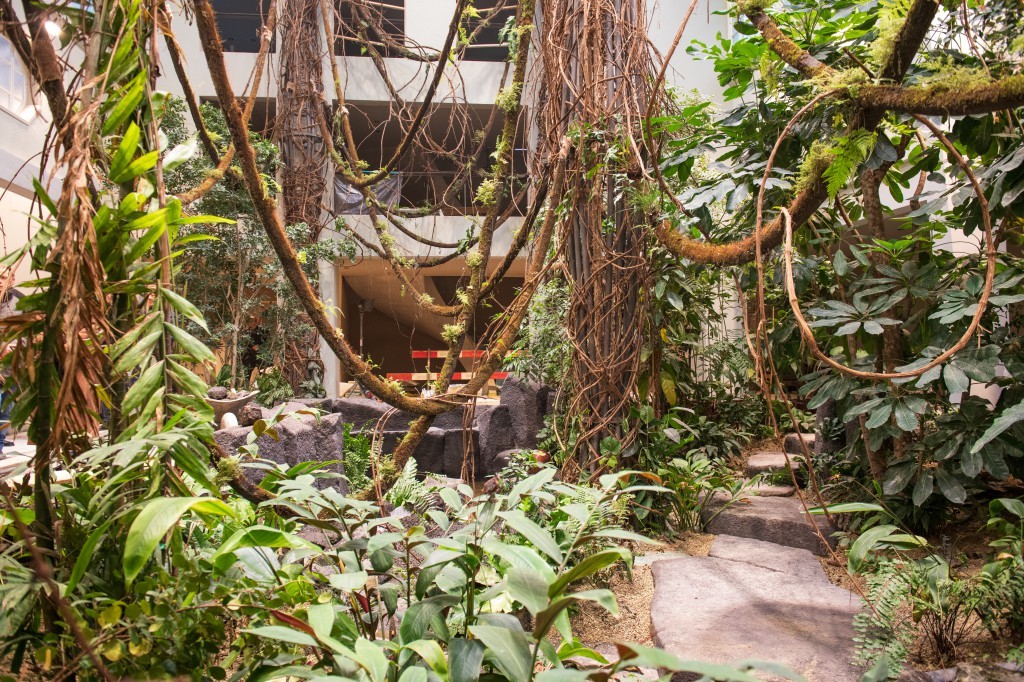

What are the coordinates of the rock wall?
(214, 377, 553, 483)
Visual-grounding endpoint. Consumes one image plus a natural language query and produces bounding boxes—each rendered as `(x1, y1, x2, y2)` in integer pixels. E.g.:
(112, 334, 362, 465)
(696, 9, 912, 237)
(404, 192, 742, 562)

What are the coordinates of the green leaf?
(509, 565, 550, 615)
(167, 323, 217, 363)
(533, 589, 617, 639)
(912, 471, 934, 506)
(893, 401, 919, 432)
(448, 638, 484, 682)
(123, 497, 234, 584)
(617, 644, 763, 681)
(159, 286, 208, 332)
(498, 510, 563, 564)
(404, 639, 447, 676)
(934, 468, 967, 504)
(833, 250, 848, 277)
(329, 571, 369, 592)
(354, 638, 389, 682)
(306, 602, 335, 641)
(213, 525, 317, 560)
(66, 518, 114, 593)
(163, 134, 198, 171)
(865, 403, 893, 429)
(243, 625, 319, 648)
(807, 502, 886, 515)
(848, 525, 900, 573)
(943, 364, 970, 394)
(109, 123, 142, 183)
(122, 360, 166, 413)
(469, 625, 533, 681)
(972, 401, 1024, 453)
(398, 595, 460, 645)
(548, 548, 629, 597)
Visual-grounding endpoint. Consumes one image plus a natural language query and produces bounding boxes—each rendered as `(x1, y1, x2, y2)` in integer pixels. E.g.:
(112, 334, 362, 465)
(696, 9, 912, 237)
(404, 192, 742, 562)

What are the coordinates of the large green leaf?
(123, 497, 234, 584)
(354, 637, 390, 682)
(213, 525, 317, 560)
(448, 637, 484, 682)
(616, 644, 765, 681)
(934, 467, 967, 504)
(398, 595, 460, 645)
(972, 401, 1024, 454)
(469, 624, 534, 681)
(509, 565, 551, 615)
(548, 548, 629, 597)
(499, 510, 563, 564)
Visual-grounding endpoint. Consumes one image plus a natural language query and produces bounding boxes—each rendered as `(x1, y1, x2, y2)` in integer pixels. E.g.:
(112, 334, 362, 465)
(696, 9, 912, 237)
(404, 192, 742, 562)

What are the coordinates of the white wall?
(647, 0, 729, 101)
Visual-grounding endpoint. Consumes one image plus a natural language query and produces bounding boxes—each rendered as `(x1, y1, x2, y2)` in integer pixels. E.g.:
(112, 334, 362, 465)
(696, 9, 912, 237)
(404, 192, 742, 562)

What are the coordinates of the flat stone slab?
(744, 451, 801, 477)
(709, 535, 830, 584)
(748, 482, 797, 497)
(784, 432, 815, 455)
(651, 555, 861, 681)
(702, 494, 835, 556)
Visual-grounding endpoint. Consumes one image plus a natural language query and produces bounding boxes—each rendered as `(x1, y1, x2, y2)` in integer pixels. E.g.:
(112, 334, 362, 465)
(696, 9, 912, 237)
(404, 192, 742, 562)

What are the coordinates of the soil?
(569, 532, 713, 649)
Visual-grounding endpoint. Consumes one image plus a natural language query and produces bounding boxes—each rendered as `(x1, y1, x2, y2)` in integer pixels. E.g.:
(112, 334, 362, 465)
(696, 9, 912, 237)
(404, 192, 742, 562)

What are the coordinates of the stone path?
(649, 434, 865, 681)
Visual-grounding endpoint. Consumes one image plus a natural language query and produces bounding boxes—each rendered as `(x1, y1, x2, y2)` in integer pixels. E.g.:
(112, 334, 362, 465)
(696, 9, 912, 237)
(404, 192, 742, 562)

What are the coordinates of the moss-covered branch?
(852, 74, 1024, 115)
(744, 8, 831, 79)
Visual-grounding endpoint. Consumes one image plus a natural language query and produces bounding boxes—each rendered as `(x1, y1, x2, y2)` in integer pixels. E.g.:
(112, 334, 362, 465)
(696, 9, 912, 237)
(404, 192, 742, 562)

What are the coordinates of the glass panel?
(335, 0, 405, 57)
(211, 0, 273, 53)
(463, 0, 515, 62)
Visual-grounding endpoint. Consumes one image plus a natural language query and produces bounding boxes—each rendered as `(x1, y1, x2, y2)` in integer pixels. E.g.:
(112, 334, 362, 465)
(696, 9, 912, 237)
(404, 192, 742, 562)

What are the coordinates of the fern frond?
(823, 130, 877, 200)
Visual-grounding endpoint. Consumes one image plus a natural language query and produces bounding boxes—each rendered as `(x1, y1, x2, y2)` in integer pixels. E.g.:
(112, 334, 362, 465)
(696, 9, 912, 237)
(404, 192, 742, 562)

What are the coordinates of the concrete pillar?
(319, 258, 340, 398)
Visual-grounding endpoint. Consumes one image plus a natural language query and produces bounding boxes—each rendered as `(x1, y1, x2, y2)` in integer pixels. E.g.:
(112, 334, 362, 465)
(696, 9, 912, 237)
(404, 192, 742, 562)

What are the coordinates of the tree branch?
(853, 75, 1024, 115)
(745, 8, 831, 78)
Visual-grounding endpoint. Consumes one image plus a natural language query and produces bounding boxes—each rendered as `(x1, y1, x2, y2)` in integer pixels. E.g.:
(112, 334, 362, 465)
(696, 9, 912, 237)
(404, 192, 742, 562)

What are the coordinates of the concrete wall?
(0, 26, 53, 284)
(647, 0, 730, 101)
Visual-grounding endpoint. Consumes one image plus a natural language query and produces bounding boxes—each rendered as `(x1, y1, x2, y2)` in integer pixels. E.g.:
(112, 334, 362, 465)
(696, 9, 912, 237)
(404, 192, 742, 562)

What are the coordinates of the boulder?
(237, 402, 263, 427)
(214, 412, 346, 490)
(499, 376, 552, 449)
(784, 432, 815, 455)
(477, 405, 516, 474)
(708, 535, 831, 584)
(207, 386, 229, 400)
(443, 428, 480, 479)
(329, 397, 414, 430)
(377, 428, 446, 475)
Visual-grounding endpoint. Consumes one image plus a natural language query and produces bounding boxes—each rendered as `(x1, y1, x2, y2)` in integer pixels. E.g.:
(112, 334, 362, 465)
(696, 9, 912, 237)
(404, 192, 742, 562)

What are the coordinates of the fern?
(342, 423, 372, 493)
(854, 559, 913, 677)
(823, 130, 877, 200)
(385, 458, 435, 514)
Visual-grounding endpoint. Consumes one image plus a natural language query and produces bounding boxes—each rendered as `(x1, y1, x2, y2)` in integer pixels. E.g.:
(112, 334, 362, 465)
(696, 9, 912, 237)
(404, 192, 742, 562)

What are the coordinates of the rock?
(814, 400, 842, 455)
(491, 448, 524, 474)
(899, 670, 957, 682)
(650, 555, 861, 682)
(207, 386, 229, 400)
(220, 412, 238, 429)
(291, 397, 331, 411)
(331, 397, 414, 430)
(443, 428, 479, 478)
(376, 428, 447, 476)
(238, 403, 263, 427)
(476, 405, 515, 474)
(702, 494, 836, 556)
(499, 376, 552, 449)
(214, 412, 347, 491)
(708, 535, 831, 584)
(749, 482, 797, 497)
(744, 451, 802, 477)
(784, 432, 815, 455)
